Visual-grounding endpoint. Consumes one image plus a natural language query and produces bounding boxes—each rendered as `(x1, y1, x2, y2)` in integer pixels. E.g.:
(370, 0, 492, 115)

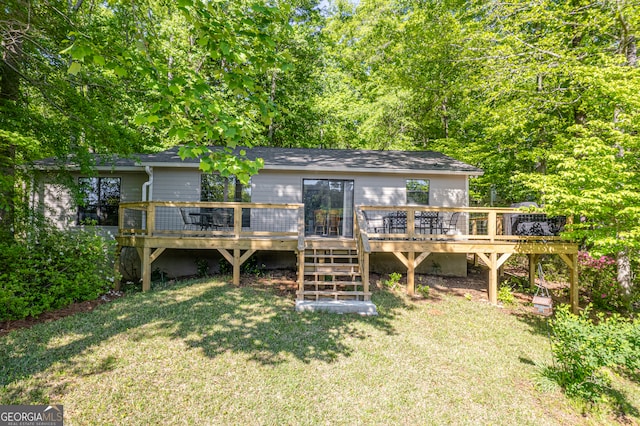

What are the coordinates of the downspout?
(142, 166, 153, 201)
(141, 166, 153, 231)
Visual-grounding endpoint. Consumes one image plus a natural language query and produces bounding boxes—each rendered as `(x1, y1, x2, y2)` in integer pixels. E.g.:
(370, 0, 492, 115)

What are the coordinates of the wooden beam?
(497, 252, 512, 269)
(149, 247, 166, 263)
(239, 249, 256, 266)
(414, 251, 432, 269)
(142, 247, 151, 291)
(476, 252, 491, 268)
(233, 249, 240, 285)
(407, 251, 415, 296)
(488, 252, 498, 305)
(297, 249, 305, 301)
(217, 248, 233, 264)
(363, 252, 370, 301)
(392, 251, 409, 269)
(528, 254, 538, 288)
(558, 253, 575, 270)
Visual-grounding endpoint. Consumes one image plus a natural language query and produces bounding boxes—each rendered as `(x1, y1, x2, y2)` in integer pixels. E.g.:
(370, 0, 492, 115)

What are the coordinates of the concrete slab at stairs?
(295, 300, 378, 316)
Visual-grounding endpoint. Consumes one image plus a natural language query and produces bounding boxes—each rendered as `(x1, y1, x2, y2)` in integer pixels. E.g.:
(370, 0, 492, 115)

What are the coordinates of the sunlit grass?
(1, 278, 638, 425)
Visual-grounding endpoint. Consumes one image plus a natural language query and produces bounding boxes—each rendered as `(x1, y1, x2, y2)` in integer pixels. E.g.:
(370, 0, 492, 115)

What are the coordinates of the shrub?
(498, 285, 516, 305)
(550, 304, 640, 402)
(577, 251, 635, 312)
(0, 222, 116, 321)
(416, 284, 430, 298)
(383, 272, 402, 289)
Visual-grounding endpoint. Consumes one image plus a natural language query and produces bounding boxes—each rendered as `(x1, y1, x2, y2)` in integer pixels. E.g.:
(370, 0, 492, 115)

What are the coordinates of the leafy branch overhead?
(60, 0, 293, 176)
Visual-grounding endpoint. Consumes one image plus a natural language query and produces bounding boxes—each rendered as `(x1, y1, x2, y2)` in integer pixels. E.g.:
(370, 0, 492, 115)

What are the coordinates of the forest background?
(1, 0, 639, 309)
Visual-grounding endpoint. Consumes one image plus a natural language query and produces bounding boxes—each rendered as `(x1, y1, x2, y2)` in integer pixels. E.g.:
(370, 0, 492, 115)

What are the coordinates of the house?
(30, 146, 580, 314)
(31, 146, 482, 274)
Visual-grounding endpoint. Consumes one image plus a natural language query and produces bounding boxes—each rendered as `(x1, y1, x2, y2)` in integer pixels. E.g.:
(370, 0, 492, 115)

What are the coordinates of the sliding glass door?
(303, 179, 354, 237)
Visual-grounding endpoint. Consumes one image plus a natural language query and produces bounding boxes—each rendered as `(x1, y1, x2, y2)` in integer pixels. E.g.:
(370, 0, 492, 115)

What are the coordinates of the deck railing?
(118, 202, 568, 244)
(118, 201, 305, 239)
(357, 205, 568, 242)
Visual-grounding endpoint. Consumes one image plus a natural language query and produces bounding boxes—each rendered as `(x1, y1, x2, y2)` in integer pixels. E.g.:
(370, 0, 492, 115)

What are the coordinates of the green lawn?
(1, 278, 638, 425)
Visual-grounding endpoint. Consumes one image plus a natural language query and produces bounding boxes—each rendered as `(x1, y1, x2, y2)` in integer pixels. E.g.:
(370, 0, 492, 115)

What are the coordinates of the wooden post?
(407, 207, 415, 240)
(488, 252, 498, 305)
(570, 253, 579, 314)
(147, 203, 155, 237)
(234, 205, 242, 238)
(363, 252, 370, 301)
(142, 246, 151, 291)
(488, 211, 497, 242)
(407, 251, 415, 296)
(528, 254, 538, 289)
(297, 249, 305, 300)
(233, 249, 240, 285)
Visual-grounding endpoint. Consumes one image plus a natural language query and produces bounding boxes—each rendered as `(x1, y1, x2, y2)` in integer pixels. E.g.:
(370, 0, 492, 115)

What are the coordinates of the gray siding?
(151, 168, 201, 201)
(250, 170, 468, 208)
(35, 171, 148, 229)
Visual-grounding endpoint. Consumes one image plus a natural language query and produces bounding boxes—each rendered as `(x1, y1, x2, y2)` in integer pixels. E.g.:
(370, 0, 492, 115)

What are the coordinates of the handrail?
(118, 201, 305, 238)
(357, 205, 570, 242)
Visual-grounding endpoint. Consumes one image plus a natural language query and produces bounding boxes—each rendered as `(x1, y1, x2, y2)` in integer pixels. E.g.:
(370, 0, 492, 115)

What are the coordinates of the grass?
(1, 278, 638, 425)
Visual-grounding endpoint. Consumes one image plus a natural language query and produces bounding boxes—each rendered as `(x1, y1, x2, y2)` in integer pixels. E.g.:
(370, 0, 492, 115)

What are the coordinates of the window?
(77, 177, 121, 225)
(406, 179, 430, 205)
(303, 179, 354, 237)
(201, 175, 251, 202)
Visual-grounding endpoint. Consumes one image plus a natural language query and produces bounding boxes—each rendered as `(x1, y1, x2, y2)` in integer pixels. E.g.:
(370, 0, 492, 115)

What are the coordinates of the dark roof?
(33, 146, 483, 175)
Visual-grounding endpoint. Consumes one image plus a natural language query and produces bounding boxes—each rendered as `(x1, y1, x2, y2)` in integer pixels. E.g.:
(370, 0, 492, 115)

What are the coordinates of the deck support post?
(488, 252, 498, 305)
(407, 251, 415, 296)
(363, 252, 370, 301)
(297, 249, 305, 301)
(528, 254, 539, 289)
(142, 246, 151, 291)
(558, 253, 579, 313)
(233, 249, 240, 285)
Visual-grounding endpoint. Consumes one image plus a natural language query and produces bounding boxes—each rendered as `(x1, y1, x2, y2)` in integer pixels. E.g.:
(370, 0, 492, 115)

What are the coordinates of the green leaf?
(114, 66, 128, 77)
(68, 62, 82, 75)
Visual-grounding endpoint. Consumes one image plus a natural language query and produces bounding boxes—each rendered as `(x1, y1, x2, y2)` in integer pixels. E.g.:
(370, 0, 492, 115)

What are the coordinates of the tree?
(0, 0, 152, 241)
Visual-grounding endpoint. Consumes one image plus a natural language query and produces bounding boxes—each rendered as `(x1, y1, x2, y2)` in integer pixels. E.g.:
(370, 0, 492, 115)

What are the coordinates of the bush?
(498, 285, 516, 305)
(383, 272, 402, 290)
(578, 251, 636, 312)
(0, 222, 116, 321)
(416, 284, 430, 298)
(550, 304, 640, 402)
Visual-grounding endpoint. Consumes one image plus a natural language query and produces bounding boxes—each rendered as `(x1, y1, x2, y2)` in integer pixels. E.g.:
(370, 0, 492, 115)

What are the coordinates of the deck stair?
(298, 246, 367, 302)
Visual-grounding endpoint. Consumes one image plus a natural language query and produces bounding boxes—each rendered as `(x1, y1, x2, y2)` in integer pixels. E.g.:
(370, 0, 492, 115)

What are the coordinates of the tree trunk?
(616, 250, 632, 298)
(267, 69, 278, 145)
(0, 24, 24, 242)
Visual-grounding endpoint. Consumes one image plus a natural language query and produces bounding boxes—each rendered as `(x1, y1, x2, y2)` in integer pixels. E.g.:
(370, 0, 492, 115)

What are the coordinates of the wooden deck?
(114, 202, 579, 312)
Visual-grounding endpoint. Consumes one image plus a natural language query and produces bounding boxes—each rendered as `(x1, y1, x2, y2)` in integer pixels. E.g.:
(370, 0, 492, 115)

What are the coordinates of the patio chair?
(441, 212, 460, 235)
(416, 211, 440, 234)
(362, 210, 384, 234)
(180, 208, 201, 230)
(386, 211, 407, 234)
(314, 210, 327, 235)
(327, 210, 341, 236)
